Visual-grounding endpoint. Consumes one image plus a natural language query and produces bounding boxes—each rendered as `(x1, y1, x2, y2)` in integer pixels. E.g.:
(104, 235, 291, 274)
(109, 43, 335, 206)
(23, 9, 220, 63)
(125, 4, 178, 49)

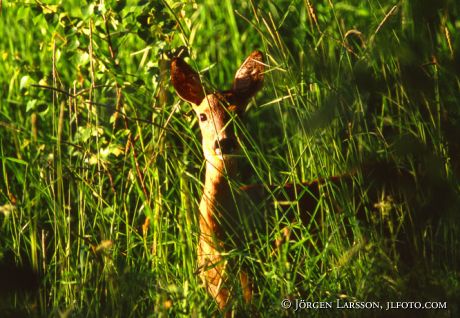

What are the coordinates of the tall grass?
(1, 0, 459, 317)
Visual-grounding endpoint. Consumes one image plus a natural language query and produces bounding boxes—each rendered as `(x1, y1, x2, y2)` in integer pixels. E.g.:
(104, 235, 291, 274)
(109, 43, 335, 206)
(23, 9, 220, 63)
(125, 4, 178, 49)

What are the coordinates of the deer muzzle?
(214, 138, 238, 156)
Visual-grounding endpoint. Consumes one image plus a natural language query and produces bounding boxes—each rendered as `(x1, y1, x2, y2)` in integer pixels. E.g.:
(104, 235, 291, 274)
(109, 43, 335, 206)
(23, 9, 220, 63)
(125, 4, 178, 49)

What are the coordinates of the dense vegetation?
(1, 0, 459, 317)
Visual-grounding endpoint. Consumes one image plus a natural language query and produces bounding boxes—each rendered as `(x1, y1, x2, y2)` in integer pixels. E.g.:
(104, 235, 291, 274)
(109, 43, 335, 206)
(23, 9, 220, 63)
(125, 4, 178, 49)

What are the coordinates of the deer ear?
(171, 57, 205, 105)
(232, 50, 265, 100)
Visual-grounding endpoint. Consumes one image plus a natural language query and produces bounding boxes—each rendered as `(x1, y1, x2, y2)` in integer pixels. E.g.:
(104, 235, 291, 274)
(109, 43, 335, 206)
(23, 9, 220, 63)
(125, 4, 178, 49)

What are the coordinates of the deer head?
(171, 51, 265, 171)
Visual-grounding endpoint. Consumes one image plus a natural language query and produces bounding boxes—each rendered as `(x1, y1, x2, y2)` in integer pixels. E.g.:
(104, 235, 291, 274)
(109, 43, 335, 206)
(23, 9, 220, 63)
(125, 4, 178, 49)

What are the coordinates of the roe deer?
(170, 51, 336, 312)
(171, 51, 265, 311)
(170, 50, 419, 315)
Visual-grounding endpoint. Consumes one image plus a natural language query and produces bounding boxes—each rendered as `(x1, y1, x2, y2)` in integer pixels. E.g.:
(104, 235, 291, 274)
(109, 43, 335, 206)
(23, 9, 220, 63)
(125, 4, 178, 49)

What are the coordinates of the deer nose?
(214, 138, 237, 155)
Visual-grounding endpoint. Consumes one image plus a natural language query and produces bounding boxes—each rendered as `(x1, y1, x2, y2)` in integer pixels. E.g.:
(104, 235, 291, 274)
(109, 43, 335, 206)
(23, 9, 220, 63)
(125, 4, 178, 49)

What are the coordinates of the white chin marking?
(204, 151, 226, 161)
(214, 149, 225, 160)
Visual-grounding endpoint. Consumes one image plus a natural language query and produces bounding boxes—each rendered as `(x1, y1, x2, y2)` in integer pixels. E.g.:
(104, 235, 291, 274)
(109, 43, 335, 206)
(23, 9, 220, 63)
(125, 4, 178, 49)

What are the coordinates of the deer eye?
(199, 113, 207, 122)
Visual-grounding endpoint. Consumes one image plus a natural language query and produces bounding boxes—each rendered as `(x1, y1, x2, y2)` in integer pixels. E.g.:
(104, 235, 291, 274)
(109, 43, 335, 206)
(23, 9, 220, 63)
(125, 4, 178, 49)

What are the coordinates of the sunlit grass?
(1, 0, 459, 317)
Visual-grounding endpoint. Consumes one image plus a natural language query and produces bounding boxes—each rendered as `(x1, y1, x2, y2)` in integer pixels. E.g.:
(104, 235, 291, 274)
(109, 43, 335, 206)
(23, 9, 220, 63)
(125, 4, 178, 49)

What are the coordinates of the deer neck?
(199, 157, 238, 238)
(205, 156, 236, 188)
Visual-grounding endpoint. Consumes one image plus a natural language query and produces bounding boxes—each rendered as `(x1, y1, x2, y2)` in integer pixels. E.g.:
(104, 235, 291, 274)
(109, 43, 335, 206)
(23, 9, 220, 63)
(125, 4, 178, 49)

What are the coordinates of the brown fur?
(171, 51, 265, 313)
(171, 52, 354, 313)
